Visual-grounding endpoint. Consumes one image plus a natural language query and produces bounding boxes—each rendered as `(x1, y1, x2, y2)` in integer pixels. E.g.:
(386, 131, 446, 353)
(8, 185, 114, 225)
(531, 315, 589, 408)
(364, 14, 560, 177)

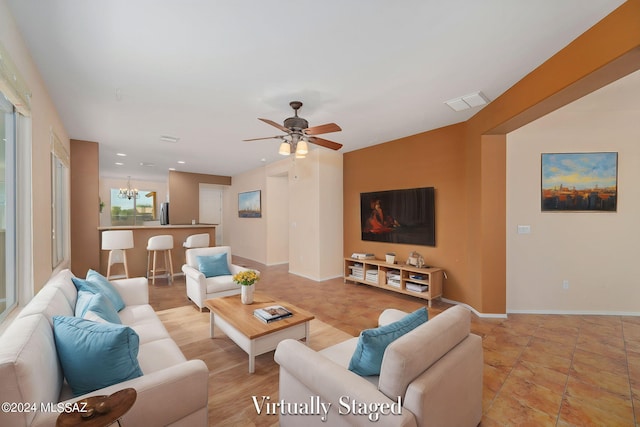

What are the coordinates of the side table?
(56, 388, 137, 427)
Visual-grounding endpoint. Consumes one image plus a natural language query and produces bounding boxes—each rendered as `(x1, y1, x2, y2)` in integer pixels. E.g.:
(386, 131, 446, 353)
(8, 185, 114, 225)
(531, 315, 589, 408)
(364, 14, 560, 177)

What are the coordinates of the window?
(0, 93, 16, 321)
(51, 131, 69, 268)
(110, 189, 156, 226)
(1, 40, 32, 324)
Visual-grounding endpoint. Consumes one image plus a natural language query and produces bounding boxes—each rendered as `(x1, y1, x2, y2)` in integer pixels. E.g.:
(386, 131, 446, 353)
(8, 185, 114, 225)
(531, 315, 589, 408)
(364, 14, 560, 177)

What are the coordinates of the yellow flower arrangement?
(233, 270, 259, 286)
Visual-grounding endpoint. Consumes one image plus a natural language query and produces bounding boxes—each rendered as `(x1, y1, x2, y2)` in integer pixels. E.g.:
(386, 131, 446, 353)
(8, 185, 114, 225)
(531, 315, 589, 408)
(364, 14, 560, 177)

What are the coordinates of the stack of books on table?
(349, 263, 364, 280)
(351, 252, 375, 260)
(254, 305, 293, 323)
(365, 270, 379, 284)
(406, 283, 429, 293)
(386, 270, 401, 288)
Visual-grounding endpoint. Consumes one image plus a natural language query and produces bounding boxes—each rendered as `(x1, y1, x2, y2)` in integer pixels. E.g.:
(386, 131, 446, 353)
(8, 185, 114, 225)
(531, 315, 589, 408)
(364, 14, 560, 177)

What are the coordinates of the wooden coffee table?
(205, 292, 314, 373)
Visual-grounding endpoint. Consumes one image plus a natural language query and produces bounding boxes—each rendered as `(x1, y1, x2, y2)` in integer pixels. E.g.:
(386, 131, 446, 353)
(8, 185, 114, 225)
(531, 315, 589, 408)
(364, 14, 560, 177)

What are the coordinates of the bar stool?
(146, 235, 174, 285)
(183, 233, 210, 249)
(101, 230, 134, 280)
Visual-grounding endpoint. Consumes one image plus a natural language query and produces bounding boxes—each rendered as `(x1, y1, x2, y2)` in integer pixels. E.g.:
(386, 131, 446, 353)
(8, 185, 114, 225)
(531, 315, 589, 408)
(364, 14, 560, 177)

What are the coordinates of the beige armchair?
(274, 305, 483, 427)
(182, 246, 253, 310)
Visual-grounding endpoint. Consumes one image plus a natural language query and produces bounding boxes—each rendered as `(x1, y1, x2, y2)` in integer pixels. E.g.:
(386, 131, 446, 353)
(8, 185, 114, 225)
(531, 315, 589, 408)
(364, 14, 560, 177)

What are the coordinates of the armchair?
(182, 246, 253, 310)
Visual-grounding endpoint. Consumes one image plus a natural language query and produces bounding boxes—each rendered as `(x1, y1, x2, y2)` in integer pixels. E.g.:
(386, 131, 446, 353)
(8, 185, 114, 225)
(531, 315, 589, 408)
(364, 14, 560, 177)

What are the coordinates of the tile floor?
(477, 312, 640, 426)
(150, 260, 639, 426)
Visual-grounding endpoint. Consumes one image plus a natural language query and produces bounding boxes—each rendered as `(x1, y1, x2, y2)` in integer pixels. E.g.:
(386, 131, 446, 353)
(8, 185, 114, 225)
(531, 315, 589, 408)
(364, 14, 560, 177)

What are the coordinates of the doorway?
(199, 184, 223, 245)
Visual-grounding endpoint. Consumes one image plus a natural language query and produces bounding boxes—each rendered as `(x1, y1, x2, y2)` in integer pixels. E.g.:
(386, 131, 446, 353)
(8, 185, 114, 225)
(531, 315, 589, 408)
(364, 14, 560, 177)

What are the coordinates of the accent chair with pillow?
(182, 246, 256, 310)
(274, 305, 483, 427)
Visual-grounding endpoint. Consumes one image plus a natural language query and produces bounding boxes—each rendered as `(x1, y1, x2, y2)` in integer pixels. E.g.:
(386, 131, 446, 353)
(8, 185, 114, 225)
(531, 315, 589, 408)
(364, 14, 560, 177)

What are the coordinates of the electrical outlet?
(562, 280, 569, 290)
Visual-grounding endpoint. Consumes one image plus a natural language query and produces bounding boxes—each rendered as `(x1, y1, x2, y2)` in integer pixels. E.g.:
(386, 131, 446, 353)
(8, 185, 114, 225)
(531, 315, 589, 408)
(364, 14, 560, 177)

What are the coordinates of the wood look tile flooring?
(149, 259, 639, 426)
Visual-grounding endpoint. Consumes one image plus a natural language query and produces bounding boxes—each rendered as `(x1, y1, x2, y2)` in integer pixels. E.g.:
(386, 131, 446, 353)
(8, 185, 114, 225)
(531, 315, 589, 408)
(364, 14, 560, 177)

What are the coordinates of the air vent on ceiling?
(444, 91, 490, 112)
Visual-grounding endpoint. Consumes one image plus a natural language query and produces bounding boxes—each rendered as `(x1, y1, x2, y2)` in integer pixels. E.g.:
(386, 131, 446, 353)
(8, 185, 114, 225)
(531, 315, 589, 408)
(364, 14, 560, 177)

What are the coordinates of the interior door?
(199, 184, 223, 245)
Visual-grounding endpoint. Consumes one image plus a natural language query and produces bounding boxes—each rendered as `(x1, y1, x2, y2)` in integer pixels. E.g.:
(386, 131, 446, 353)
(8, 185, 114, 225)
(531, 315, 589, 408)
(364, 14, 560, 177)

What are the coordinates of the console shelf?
(344, 257, 444, 307)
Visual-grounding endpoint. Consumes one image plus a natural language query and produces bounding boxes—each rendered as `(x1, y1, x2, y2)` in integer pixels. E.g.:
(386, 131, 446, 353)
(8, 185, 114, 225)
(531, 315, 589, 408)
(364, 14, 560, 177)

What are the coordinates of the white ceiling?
(6, 0, 626, 181)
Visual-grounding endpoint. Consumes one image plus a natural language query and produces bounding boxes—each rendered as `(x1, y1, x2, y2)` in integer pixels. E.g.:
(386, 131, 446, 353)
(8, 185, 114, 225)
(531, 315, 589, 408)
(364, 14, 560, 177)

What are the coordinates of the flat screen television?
(360, 187, 435, 246)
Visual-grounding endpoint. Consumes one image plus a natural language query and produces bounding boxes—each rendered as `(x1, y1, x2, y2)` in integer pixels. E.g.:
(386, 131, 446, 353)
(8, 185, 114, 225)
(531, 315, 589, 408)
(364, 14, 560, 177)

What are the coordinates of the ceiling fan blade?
(308, 136, 343, 150)
(304, 123, 342, 135)
(243, 136, 282, 142)
(258, 118, 290, 133)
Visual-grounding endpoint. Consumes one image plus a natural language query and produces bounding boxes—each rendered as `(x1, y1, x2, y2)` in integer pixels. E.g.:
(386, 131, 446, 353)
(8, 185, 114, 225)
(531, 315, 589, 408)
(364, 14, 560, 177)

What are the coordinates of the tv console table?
(344, 257, 444, 307)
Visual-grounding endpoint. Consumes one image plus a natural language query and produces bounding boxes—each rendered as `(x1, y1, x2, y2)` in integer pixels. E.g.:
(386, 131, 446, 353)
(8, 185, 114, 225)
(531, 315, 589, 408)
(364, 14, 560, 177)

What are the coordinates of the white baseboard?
(441, 298, 508, 319)
(507, 308, 640, 316)
(265, 261, 289, 267)
(288, 270, 343, 282)
(441, 298, 640, 318)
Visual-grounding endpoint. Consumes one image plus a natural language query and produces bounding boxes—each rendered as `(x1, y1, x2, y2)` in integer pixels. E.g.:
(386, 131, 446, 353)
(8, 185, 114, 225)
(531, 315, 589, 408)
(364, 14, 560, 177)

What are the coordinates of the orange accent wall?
(345, 0, 640, 313)
(70, 139, 100, 275)
(344, 124, 469, 301)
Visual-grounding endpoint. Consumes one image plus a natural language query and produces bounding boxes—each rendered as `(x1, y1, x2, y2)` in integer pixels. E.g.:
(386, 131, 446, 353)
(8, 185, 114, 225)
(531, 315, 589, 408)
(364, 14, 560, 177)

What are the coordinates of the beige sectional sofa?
(0, 269, 209, 427)
(275, 305, 483, 427)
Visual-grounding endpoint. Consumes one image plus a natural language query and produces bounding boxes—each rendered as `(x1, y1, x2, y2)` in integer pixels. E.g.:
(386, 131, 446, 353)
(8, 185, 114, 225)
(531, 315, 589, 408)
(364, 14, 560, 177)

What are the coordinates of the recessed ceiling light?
(116, 153, 127, 157)
(177, 160, 185, 164)
(115, 162, 124, 166)
(159, 135, 180, 143)
(168, 167, 176, 171)
(139, 162, 156, 167)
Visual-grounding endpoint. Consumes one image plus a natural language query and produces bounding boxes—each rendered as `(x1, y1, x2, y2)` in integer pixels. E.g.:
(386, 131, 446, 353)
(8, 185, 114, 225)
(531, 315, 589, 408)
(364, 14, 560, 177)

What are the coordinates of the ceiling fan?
(244, 101, 343, 157)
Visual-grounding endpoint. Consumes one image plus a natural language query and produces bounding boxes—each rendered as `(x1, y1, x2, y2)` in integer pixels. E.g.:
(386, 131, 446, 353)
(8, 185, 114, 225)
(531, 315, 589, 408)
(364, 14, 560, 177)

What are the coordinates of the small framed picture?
(541, 152, 617, 212)
(238, 190, 261, 218)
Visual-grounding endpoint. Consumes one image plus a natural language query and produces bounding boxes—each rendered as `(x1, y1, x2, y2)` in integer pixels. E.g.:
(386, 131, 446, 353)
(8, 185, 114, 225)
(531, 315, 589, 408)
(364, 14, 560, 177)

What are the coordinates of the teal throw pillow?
(197, 253, 231, 278)
(72, 269, 125, 311)
(52, 316, 143, 397)
(75, 291, 121, 324)
(348, 307, 428, 376)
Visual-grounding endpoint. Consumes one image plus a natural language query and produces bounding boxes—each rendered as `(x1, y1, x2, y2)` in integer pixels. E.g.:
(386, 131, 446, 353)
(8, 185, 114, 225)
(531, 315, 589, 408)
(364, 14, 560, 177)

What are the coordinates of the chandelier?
(278, 132, 308, 159)
(118, 176, 138, 200)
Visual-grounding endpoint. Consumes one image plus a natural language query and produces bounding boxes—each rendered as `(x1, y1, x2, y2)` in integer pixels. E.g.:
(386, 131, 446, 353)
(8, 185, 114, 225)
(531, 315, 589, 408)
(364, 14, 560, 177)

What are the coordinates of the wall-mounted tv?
(360, 187, 435, 246)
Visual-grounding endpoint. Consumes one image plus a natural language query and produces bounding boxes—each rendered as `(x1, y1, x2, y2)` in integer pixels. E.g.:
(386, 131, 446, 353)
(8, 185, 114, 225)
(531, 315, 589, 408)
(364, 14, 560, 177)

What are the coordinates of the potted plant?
(233, 270, 260, 304)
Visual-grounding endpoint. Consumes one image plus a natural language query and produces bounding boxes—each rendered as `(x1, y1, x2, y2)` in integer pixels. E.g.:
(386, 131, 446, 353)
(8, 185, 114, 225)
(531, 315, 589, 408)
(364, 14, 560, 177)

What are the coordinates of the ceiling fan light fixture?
(296, 140, 308, 155)
(278, 142, 291, 156)
(247, 101, 343, 157)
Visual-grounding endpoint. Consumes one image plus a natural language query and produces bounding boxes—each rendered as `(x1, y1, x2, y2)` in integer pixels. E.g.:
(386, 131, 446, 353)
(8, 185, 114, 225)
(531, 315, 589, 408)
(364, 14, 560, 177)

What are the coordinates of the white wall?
(228, 167, 268, 263)
(317, 150, 343, 280)
(287, 149, 343, 280)
(228, 149, 343, 280)
(506, 70, 640, 315)
(1, 0, 70, 291)
(266, 173, 289, 265)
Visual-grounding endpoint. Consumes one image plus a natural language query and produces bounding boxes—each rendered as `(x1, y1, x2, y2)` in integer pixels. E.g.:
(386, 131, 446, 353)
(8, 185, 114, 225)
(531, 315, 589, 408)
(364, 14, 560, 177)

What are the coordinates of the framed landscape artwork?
(238, 190, 261, 218)
(541, 152, 617, 212)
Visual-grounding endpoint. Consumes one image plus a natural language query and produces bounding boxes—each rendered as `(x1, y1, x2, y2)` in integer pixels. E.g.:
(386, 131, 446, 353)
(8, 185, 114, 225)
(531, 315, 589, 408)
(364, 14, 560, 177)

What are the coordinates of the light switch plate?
(517, 225, 531, 234)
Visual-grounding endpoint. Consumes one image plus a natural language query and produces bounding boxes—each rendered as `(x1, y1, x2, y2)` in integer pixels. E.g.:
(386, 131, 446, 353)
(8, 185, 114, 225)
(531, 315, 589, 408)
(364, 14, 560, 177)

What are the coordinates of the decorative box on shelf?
(343, 257, 444, 307)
